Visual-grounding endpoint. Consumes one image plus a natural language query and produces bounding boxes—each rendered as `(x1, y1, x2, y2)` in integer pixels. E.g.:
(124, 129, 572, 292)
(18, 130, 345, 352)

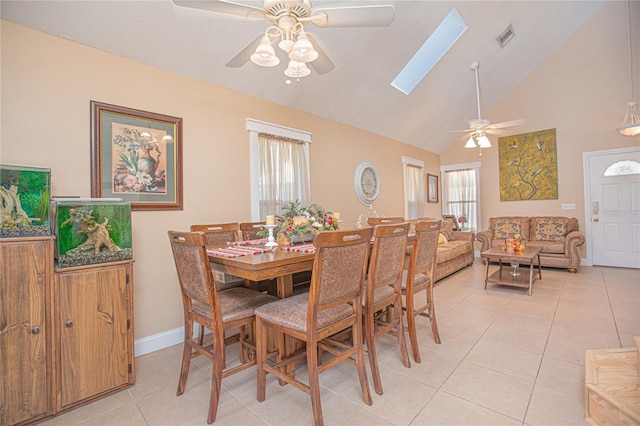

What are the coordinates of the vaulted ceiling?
(1, 0, 608, 154)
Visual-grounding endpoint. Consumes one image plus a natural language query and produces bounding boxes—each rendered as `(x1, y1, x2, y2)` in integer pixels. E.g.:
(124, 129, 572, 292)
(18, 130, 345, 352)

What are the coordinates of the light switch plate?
(561, 203, 576, 210)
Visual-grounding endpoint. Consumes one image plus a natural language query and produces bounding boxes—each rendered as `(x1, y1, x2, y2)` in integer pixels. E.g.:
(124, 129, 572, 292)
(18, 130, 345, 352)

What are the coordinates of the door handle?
(593, 217, 599, 222)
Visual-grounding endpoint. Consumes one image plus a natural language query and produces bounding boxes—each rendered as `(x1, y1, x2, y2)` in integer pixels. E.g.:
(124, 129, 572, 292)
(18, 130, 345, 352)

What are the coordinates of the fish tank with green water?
(0, 164, 51, 238)
(52, 198, 133, 268)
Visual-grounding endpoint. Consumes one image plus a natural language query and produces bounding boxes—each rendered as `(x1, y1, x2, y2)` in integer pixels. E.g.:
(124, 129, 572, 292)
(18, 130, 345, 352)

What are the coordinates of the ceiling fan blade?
(485, 128, 513, 136)
(486, 119, 526, 129)
(309, 3, 395, 27)
(306, 34, 335, 75)
(173, 0, 264, 19)
(225, 33, 263, 67)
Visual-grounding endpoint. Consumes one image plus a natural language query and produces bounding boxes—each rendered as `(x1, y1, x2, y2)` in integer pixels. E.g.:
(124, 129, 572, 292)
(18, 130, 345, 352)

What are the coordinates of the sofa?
(407, 219, 475, 282)
(476, 216, 585, 272)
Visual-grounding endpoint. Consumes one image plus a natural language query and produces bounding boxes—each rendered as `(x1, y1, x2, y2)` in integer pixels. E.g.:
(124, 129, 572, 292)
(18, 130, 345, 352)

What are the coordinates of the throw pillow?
(438, 233, 448, 245)
(441, 219, 454, 241)
(493, 219, 521, 240)
(534, 218, 568, 242)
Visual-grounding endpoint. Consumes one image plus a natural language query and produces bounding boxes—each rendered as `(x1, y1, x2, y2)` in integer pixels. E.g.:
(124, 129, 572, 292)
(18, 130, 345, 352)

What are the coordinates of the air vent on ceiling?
(496, 24, 515, 48)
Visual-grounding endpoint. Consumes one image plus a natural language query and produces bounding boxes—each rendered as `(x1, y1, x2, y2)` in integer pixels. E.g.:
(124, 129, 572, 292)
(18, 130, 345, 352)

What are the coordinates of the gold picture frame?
(90, 101, 183, 211)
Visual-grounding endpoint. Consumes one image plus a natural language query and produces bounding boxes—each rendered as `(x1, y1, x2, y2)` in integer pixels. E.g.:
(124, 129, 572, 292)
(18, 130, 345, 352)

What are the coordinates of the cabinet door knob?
(31, 327, 40, 334)
(65, 320, 73, 328)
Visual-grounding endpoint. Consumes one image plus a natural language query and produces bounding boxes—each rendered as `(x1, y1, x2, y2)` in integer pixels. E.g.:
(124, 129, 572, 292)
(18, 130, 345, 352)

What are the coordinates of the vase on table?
(510, 262, 520, 277)
(277, 232, 290, 246)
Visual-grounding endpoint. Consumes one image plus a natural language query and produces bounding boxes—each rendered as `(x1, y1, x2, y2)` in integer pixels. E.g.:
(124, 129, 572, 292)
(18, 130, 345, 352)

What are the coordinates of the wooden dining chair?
(364, 222, 411, 395)
(238, 221, 279, 294)
(402, 219, 441, 363)
(190, 223, 240, 248)
(239, 221, 265, 241)
(367, 216, 404, 226)
(254, 227, 374, 426)
(168, 230, 277, 424)
(191, 223, 243, 293)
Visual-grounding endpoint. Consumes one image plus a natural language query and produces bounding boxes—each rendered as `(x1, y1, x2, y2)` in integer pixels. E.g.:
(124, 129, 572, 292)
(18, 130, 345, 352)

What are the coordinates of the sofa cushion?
(491, 218, 522, 240)
(441, 219, 455, 240)
(436, 240, 471, 264)
(526, 240, 565, 254)
(438, 233, 448, 244)
(531, 217, 570, 242)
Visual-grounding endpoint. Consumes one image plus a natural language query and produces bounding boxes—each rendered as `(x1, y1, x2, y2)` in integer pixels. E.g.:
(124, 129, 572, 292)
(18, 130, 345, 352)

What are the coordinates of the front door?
(585, 147, 640, 268)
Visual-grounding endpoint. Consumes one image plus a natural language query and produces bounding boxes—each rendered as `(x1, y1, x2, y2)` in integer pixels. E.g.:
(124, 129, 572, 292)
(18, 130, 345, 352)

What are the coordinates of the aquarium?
(0, 164, 51, 238)
(52, 198, 133, 267)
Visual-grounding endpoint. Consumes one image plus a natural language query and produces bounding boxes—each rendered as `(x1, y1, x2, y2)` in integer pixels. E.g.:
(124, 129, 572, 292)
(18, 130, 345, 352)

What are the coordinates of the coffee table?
(481, 246, 542, 296)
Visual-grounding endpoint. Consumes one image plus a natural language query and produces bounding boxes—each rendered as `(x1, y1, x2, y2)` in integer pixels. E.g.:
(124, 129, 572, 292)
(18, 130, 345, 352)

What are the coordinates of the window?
(603, 160, 640, 176)
(441, 162, 481, 232)
(402, 156, 424, 219)
(247, 119, 311, 220)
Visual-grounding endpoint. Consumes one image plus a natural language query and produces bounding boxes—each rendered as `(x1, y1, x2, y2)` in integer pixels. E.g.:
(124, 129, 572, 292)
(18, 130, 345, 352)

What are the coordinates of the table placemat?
(207, 246, 270, 258)
(281, 244, 316, 254)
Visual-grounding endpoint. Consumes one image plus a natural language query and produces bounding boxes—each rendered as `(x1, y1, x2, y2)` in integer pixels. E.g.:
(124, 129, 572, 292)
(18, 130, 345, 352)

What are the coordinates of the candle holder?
(264, 224, 278, 249)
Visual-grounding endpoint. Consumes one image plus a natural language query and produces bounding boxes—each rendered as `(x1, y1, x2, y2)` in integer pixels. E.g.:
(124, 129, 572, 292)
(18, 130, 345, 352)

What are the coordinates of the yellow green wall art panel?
(498, 128, 558, 201)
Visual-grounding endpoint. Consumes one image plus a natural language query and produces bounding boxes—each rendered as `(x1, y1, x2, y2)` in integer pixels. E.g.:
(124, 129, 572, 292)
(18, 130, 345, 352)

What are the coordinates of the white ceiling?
(1, 0, 608, 154)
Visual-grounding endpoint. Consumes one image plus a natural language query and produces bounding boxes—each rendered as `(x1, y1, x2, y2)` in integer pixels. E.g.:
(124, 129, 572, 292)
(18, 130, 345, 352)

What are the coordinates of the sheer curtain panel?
(258, 133, 310, 217)
(405, 164, 424, 219)
(443, 168, 477, 232)
(402, 156, 425, 220)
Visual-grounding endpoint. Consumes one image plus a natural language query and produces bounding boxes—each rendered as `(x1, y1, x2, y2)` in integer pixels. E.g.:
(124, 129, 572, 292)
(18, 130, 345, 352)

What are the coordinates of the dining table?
(207, 240, 315, 299)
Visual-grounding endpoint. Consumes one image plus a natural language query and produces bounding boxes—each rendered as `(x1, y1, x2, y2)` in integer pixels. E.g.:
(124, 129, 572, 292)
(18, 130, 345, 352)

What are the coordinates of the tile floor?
(42, 262, 639, 425)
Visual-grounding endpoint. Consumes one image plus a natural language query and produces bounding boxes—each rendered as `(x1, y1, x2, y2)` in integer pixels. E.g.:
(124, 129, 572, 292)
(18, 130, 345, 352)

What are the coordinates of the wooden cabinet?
(0, 236, 134, 425)
(54, 261, 135, 411)
(0, 237, 54, 426)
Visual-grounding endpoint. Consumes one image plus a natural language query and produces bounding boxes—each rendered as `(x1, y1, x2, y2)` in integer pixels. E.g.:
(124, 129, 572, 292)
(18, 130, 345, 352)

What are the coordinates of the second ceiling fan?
(173, 0, 396, 78)
(457, 60, 526, 149)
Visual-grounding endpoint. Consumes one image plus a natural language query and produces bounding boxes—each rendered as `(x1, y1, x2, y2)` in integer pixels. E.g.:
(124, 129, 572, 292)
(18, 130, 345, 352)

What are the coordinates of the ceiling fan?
(173, 0, 396, 78)
(455, 60, 526, 149)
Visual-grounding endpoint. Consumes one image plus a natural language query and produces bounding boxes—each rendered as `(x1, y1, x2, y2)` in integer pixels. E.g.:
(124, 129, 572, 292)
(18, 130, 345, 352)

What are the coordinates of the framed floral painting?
(90, 101, 183, 210)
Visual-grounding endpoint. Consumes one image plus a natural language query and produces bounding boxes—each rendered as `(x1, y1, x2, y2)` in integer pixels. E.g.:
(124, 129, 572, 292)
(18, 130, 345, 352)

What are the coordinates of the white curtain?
(258, 133, 310, 217)
(405, 164, 424, 219)
(443, 168, 477, 231)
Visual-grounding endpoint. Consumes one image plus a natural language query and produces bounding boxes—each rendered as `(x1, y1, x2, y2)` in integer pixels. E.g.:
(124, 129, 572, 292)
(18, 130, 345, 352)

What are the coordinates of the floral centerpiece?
(278, 200, 339, 236)
(259, 200, 339, 242)
(458, 214, 467, 229)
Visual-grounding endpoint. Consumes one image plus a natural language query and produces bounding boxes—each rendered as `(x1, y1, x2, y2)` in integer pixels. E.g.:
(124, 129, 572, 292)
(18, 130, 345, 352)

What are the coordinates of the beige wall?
(0, 20, 439, 341)
(441, 0, 639, 248)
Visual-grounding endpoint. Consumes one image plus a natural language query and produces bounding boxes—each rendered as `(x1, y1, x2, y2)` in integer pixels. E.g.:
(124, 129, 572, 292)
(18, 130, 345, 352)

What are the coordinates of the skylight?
(391, 8, 468, 95)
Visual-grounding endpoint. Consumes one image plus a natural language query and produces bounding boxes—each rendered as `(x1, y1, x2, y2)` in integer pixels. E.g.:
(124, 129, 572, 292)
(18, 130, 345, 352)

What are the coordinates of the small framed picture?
(442, 214, 460, 231)
(427, 174, 438, 203)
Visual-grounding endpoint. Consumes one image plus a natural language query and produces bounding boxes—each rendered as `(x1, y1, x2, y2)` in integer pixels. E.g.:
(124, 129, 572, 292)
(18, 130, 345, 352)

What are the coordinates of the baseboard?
(134, 324, 207, 357)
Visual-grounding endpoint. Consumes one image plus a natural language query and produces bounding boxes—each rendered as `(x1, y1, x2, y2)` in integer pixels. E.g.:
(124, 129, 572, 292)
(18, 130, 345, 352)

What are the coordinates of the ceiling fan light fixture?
(278, 38, 295, 53)
(477, 132, 492, 148)
(251, 36, 280, 67)
(284, 60, 311, 78)
(289, 31, 318, 62)
(464, 135, 477, 148)
(617, 101, 640, 137)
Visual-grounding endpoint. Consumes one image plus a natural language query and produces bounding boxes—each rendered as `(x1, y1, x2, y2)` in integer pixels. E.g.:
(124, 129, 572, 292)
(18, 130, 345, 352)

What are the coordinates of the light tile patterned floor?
(42, 263, 639, 425)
